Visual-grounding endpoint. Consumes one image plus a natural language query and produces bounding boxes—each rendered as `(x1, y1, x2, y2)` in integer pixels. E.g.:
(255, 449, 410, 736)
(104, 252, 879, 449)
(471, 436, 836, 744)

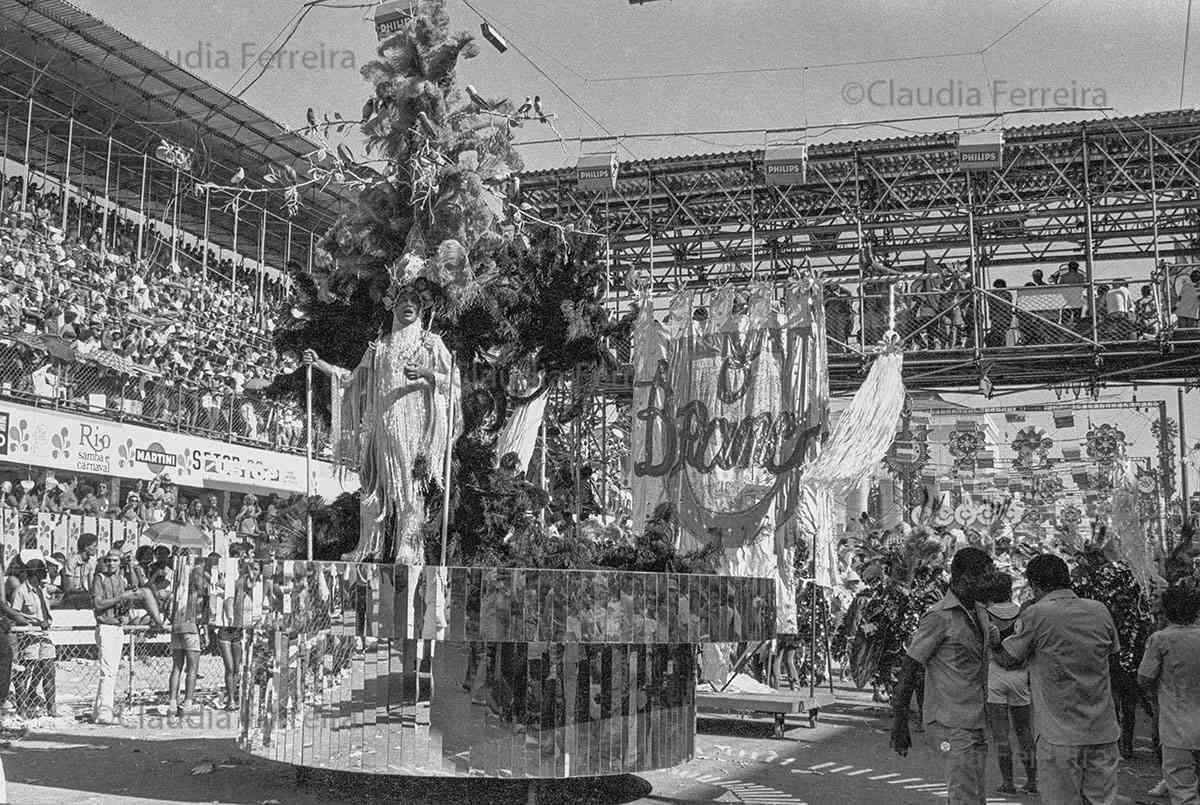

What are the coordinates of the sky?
(68, 0, 1200, 498)
(73, 0, 1197, 170)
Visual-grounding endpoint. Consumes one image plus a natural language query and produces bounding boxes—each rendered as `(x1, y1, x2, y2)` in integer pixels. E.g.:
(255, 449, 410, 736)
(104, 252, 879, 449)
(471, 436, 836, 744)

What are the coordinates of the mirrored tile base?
(229, 563, 773, 778)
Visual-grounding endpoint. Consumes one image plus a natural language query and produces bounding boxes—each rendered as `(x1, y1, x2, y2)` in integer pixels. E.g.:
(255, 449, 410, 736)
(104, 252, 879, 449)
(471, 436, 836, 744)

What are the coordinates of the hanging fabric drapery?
(798, 338, 907, 590)
(628, 274, 904, 632)
(628, 275, 830, 631)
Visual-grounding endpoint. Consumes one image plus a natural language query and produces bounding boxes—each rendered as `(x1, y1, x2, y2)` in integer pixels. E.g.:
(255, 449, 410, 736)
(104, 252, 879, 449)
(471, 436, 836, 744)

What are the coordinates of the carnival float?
(160, 0, 908, 784)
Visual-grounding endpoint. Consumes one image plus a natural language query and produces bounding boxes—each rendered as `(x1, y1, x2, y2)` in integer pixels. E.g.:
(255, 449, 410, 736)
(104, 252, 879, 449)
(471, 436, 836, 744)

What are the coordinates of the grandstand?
(0, 0, 355, 542)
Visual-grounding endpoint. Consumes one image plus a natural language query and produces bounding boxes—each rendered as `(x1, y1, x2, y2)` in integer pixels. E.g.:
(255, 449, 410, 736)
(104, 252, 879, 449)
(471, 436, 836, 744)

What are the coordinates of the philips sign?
(576, 153, 618, 192)
(763, 144, 808, 185)
(957, 130, 1004, 172)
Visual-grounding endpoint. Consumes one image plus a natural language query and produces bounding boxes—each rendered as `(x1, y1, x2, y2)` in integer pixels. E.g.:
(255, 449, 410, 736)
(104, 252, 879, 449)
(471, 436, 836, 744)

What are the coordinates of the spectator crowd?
(0, 175, 311, 450)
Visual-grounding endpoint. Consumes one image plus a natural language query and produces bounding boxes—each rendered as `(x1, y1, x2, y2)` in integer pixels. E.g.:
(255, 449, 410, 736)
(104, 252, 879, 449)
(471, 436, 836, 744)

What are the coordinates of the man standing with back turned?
(891, 547, 996, 805)
(992, 553, 1121, 804)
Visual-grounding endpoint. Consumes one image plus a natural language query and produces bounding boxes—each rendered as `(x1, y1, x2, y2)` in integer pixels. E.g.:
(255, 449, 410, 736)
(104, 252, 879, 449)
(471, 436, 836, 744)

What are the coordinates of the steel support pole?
(853, 152, 867, 353)
(41, 122, 50, 196)
(76, 147, 85, 240)
(966, 176, 985, 352)
(60, 116, 73, 232)
(307, 230, 314, 274)
(109, 158, 119, 251)
(201, 187, 210, 281)
(20, 98, 32, 213)
(305, 364, 314, 559)
(257, 207, 267, 310)
(231, 203, 240, 287)
(749, 164, 757, 283)
(136, 153, 148, 261)
(0, 112, 9, 212)
(100, 136, 112, 253)
(1180, 388, 1191, 523)
(1081, 128, 1099, 347)
(1148, 134, 1169, 333)
(171, 168, 180, 266)
(285, 220, 293, 266)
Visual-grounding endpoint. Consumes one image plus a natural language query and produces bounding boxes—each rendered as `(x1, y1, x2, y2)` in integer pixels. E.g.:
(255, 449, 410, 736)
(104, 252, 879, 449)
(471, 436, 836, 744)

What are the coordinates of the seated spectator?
(117, 491, 141, 522)
(235, 494, 261, 542)
(62, 533, 99, 609)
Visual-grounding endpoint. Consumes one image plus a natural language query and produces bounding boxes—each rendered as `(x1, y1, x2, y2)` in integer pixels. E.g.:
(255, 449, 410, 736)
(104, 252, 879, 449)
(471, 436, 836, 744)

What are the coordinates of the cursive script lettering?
(634, 359, 820, 477)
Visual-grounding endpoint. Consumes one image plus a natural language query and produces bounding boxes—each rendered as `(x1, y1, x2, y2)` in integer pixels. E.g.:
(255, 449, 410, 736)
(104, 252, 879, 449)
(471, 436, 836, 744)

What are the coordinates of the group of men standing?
(889, 547, 1200, 805)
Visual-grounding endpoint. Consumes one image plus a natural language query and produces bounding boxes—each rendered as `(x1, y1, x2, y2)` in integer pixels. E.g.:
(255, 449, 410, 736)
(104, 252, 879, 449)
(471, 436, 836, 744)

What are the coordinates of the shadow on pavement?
(3, 731, 653, 805)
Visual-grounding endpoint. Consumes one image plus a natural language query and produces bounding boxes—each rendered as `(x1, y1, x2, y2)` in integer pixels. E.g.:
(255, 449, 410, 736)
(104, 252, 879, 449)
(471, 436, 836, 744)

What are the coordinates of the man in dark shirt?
(891, 547, 996, 805)
(986, 279, 1013, 347)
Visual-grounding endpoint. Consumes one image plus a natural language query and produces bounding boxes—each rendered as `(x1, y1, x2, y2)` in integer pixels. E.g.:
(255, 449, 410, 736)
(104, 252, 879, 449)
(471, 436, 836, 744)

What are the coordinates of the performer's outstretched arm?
(301, 349, 340, 377)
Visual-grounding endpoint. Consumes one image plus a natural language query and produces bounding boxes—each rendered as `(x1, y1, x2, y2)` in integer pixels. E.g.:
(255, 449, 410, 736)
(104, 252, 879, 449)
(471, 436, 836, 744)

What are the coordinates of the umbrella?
(141, 520, 208, 550)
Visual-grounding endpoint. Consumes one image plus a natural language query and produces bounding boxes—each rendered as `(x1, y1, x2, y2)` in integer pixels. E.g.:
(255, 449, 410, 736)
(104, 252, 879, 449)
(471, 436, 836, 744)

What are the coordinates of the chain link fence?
(0, 337, 327, 455)
(4, 623, 228, 721)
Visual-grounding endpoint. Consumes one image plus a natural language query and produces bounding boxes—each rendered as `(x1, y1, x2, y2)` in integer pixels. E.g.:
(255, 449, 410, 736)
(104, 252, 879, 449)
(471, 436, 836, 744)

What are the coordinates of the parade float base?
(696, 674, 837, 738)
(232, 563, 775, 778)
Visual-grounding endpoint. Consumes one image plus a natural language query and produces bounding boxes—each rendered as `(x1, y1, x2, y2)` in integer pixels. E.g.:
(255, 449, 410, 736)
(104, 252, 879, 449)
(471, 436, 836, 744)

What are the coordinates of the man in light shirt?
(1137, 586, 1200, 805)
(1104, 280, 1134, 339)
(992, 554, 1121, 805)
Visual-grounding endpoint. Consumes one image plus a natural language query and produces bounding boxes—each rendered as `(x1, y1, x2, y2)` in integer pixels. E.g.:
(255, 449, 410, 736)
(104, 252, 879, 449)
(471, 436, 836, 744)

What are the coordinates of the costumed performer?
(303, 266, 459, 565)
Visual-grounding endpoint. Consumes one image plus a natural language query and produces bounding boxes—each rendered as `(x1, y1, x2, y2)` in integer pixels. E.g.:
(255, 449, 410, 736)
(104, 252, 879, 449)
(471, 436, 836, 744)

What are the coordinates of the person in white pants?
(90, 550, 164, 724)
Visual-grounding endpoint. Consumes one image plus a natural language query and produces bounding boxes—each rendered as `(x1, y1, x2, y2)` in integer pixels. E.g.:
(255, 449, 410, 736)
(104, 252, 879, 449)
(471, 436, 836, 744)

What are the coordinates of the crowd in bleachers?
(0, 467, 299, 543)
(0, 175, 313, 451)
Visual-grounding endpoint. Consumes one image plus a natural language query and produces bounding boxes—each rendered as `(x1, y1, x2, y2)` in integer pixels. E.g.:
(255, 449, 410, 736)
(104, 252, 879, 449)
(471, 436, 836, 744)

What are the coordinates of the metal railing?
(0, 340, 325, 455)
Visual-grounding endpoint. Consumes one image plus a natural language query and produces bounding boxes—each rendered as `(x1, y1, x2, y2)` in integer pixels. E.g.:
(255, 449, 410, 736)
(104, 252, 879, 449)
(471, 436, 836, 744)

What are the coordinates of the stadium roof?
(0, 0, 357, 267)
(519, 109, 1200, 182)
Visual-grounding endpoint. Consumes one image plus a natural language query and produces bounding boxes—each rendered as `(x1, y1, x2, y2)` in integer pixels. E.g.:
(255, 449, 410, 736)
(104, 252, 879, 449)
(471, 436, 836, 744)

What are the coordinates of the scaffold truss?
(522, 111, 1200, 392)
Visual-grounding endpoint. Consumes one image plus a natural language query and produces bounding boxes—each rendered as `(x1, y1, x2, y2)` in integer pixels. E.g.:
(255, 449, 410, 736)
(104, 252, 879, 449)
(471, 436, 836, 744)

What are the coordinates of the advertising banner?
(0, 400, 354, 498)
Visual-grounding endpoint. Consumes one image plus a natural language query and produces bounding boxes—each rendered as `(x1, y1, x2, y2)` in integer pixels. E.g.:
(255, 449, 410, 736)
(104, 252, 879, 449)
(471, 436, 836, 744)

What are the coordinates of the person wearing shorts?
(216, 598, 245, 711)
(167, 562, 205, 717)
(983, 572, 1036, 796)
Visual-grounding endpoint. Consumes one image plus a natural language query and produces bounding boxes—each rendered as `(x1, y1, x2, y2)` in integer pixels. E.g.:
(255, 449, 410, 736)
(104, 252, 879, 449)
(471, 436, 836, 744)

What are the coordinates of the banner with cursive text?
(630, 282, 830, 632)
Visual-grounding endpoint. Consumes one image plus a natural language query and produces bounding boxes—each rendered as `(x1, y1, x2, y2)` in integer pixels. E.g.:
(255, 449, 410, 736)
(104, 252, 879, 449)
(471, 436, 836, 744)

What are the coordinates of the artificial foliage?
(271, 0, 638, 567)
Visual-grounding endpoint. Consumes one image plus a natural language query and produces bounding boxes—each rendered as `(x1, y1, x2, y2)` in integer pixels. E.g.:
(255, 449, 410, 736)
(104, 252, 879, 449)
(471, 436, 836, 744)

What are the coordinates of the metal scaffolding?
(523, 111, 1200, 393)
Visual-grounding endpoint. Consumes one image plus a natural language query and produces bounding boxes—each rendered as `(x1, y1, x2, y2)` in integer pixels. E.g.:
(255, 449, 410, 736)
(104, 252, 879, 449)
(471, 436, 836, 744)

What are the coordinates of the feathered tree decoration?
(273, 0, 627, 567)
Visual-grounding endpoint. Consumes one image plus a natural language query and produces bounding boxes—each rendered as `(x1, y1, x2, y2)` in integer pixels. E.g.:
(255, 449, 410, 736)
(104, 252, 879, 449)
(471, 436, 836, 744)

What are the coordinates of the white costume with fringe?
(330, 319, 459, 564)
